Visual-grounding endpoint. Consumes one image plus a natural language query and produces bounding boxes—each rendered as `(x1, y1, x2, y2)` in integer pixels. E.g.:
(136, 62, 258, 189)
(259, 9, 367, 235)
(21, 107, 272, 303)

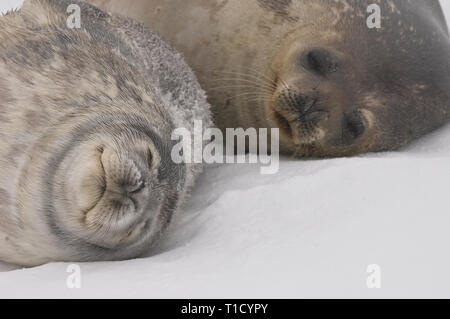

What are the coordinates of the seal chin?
(66, 137, 164, 249)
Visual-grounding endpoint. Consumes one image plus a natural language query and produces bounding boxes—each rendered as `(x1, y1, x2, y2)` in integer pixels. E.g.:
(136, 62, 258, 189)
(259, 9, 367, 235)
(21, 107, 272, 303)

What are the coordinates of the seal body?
(90, 0, 450, 156)
(0, 0, 212, 266)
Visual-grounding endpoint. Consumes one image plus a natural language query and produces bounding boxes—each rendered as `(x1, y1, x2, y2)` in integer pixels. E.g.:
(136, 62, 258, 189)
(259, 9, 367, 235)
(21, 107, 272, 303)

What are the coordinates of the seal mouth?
(269, 89, 327, 146)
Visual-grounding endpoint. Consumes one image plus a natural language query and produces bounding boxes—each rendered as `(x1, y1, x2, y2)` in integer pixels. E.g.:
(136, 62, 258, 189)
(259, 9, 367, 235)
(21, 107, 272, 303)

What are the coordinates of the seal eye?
(342, 110, 366, 143)
(302, 48, 338, 76)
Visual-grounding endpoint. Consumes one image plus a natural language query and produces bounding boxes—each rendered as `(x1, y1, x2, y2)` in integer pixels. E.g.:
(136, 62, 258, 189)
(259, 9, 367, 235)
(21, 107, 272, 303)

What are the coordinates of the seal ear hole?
(302, 48, 338, 76)
(342, 110, 366, 143)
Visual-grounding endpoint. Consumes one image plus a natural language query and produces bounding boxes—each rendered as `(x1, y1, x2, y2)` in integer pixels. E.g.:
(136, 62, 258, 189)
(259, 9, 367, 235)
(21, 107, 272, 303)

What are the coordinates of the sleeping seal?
(0, 0, 212, 266)
(90, 0, 450, 156)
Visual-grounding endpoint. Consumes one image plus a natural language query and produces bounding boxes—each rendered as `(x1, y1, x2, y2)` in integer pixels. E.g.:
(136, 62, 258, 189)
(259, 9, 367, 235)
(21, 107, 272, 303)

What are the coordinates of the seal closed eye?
(0, 0, 212, 266)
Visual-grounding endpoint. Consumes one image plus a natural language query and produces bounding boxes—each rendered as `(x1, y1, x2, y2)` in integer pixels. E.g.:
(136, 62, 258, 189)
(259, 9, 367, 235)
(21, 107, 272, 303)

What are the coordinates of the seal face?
(89, 0, 450, 157)
(0, 0, 211, 266)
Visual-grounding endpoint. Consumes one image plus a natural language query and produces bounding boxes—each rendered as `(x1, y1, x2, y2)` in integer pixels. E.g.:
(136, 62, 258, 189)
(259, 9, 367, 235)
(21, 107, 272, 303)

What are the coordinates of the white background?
(1, 0, 450, 298)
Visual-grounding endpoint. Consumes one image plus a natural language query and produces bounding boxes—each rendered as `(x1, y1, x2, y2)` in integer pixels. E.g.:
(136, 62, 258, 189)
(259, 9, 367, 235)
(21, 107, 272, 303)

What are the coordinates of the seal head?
(266, 0, 450, 156)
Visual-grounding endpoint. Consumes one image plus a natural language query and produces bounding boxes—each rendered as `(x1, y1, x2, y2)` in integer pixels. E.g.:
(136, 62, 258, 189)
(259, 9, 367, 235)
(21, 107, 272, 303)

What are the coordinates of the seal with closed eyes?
(0, 0, 212, 266)
(90, 0, 450, 156)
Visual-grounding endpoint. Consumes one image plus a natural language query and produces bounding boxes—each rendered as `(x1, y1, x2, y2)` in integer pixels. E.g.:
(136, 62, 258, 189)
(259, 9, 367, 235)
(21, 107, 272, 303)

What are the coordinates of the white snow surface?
(1, 0, 450, 298)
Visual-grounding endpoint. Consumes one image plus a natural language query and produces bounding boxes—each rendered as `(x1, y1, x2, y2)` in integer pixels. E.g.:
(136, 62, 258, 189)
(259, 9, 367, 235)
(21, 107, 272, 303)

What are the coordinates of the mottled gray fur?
(0, 0, 212, 266)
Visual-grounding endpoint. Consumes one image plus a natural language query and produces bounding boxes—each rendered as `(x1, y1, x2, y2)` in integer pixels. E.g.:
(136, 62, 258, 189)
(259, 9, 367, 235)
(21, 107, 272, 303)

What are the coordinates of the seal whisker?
(215, 69, 278, 88)
(208, 84, 276, 94)
(237, 66, 280, 88)
(88, 0, 450, 159)
(213, 72, 277, 91)
(233, 92, 275, 100)
(240, 93, 275, 101)
(211, 79, 277, 94)
(0, 0, 211, 265)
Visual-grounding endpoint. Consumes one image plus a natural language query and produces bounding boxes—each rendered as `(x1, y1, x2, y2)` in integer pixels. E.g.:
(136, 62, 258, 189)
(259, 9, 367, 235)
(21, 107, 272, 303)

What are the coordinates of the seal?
(90, 0, 450, 156)
(0, 0, 212, 266)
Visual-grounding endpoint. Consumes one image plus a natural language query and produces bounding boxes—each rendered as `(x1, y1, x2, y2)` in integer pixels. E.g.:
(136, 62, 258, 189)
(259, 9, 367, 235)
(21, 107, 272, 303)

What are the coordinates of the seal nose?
(101, 148, 147, 203)
(301, 48, 339, 76)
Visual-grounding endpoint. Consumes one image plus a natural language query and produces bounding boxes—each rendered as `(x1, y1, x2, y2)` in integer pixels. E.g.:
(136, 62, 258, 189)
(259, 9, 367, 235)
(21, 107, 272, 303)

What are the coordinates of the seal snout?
(72, 145, 150, 217)
(100, 147, 149, 210)
(272, 87, 368, 151)
(68, 139, 161, 248)
(273, 89, 327, 138)
(269, 46, 373, 155)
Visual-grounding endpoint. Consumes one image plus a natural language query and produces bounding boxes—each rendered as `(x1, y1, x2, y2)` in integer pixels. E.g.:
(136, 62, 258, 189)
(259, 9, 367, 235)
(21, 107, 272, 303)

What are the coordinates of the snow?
(1, 0, 450, 298)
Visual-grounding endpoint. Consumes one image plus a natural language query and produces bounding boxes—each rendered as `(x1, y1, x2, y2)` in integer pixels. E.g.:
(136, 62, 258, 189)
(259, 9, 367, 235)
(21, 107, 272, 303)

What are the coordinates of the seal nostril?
(302, 48, 338, 76)
(342, 110, 366, 143)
